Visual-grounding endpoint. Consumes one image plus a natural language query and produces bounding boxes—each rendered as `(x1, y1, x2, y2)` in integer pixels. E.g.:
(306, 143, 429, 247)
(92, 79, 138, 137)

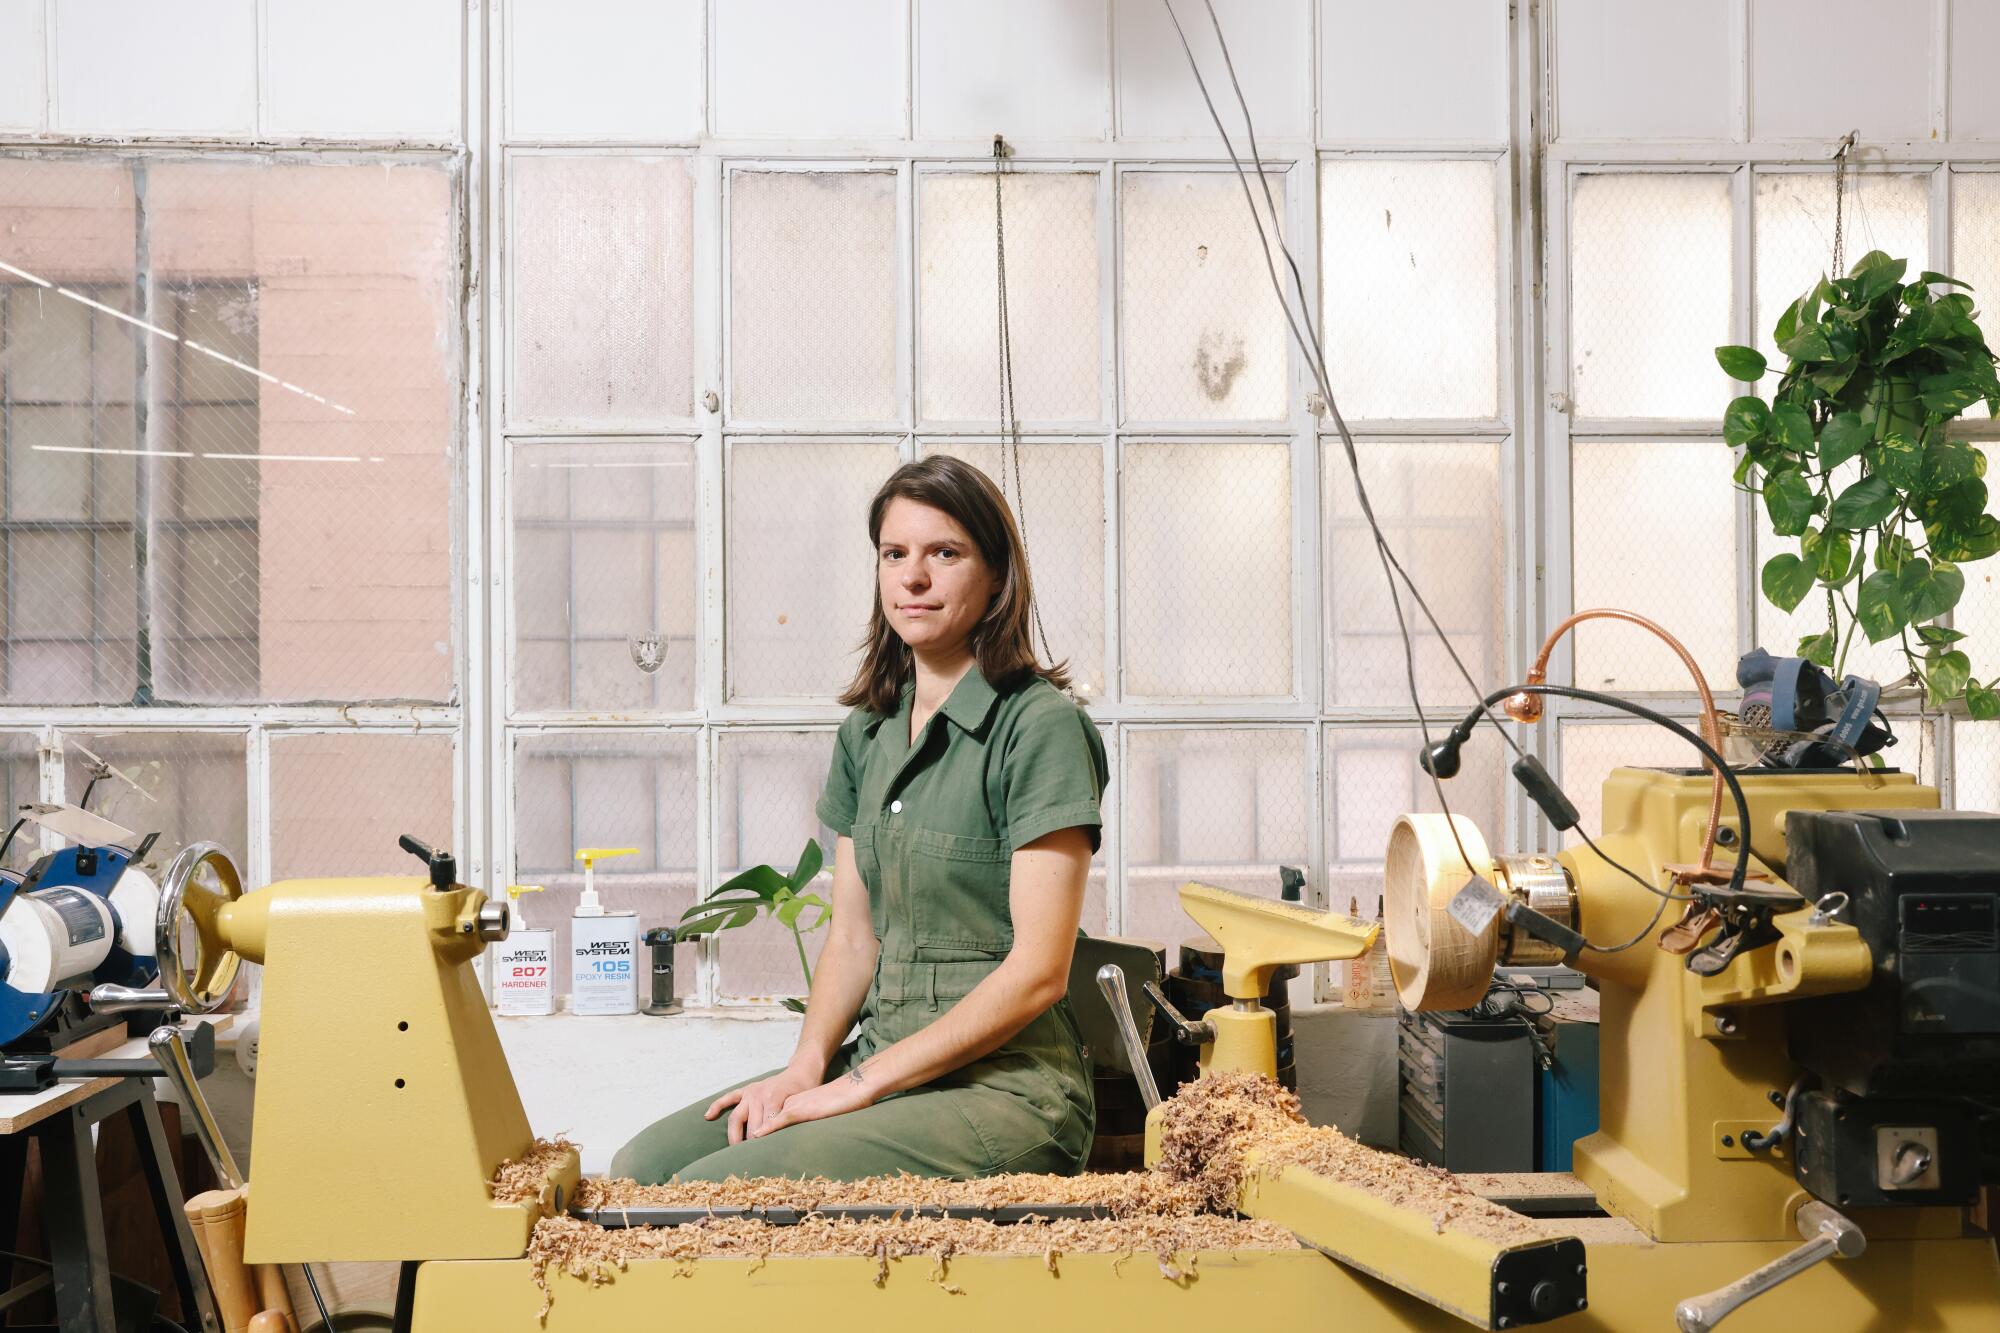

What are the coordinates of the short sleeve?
(815, 710, 868, 837)
(1002, 692, 1110, 853)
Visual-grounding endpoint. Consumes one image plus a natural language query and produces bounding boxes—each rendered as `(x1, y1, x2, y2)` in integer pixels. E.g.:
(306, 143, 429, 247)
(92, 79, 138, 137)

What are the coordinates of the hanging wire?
(993, 135, 1060, 672)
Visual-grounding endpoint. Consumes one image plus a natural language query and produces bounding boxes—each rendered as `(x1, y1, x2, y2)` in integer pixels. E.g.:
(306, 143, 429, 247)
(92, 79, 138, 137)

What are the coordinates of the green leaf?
(1761, 553, 1817, 612)
(1810, 528, 1854, 584)
(1919, 370, 1983, 417)
(1916, 623, 1968, 646)
(712, 863, 787, 903)
(1818, 411, 1868, 469)
(1773, 295, 1803, 346)
(1918, 270, 1972, 290)
(1826, 475, 1898, 529)
(779, 996, 808, 1014)
(1855, 570, 1908, 644)
(1769, 402, 1815, 452)
(1901, 558, 1966, 623)
(1926, 650, 1972, 707)
(1968, 682, 2000, 720)
(1763, 469, 1819, 535)
(1778, 325, 1833, 362)
(1807, 356, 1860, 397)
(1874, 433, 1926, 490)
(788, 837, 824, 894)
(1850, 250, 1908, 303)
(1930, 513, 2000, 563)
(1876, 531, 1917, 570)
(1923, 438, 1980, 490)
(1797, 630, 1837, 668)
(1716, 345, 1768, 381)
(676, 899, 762, 936)
(1723, 396, 1770, 445)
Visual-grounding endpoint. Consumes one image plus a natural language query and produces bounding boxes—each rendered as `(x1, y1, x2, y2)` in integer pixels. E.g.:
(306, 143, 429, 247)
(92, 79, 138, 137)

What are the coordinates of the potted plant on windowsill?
(677, 838, 830, 1013)
(1717, 249, 2000, 717)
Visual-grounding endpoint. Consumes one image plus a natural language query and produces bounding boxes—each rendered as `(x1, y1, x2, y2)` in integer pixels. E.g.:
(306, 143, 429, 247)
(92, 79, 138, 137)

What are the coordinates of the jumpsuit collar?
(863, 663, 1001, 752)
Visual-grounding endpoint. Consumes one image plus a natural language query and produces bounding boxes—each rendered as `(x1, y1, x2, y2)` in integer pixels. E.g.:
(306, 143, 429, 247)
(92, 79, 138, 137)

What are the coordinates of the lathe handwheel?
(155, 841, 244, 1013)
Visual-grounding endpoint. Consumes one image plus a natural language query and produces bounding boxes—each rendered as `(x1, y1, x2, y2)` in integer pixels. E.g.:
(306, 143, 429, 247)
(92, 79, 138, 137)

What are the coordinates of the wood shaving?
(576, 1169, 1206, 1217)
(491, 1137, 578, 1208)
(525, 1212, 1294, 1314)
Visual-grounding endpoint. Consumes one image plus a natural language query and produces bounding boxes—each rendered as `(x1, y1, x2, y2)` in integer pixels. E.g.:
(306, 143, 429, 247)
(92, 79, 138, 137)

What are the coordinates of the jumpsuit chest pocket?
(903, 825, 1013, 956)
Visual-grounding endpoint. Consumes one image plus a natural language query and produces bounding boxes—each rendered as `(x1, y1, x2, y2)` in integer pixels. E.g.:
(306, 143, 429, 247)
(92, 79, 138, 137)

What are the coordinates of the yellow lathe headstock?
(1178, 882, 1379, 999)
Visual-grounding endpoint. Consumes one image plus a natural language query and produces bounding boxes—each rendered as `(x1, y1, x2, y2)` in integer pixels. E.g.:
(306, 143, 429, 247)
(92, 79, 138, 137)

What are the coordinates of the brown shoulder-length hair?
(839, 455, 1072, 716)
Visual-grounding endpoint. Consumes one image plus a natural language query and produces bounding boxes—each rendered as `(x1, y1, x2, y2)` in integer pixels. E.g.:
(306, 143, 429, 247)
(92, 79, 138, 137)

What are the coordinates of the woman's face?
(877, 497, 997, 659)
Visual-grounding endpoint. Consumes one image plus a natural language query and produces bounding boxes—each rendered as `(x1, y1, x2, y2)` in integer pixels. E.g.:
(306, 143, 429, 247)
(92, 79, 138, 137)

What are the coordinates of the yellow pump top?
(574, 848, 638, 916)
(504, 883, 544, 929)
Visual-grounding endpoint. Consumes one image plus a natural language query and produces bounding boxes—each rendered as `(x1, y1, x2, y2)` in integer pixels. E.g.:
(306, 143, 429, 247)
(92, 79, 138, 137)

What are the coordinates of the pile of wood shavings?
(526, 1211, 1294, 1313)
(491, 1138, 578, 1208)
(577, 1168, 1205, 1216)
(1154, 1072, 1544, 1244)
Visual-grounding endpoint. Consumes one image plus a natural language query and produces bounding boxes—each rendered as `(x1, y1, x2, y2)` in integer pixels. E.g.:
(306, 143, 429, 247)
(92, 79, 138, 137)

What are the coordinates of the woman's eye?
(937, 548, 957, 560)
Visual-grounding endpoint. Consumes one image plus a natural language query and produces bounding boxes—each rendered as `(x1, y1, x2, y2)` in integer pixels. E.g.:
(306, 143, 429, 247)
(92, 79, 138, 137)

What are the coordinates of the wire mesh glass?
(1120, 727, 1309, 955)
(1571, 439, 1739, 692)
(1950, 171, 2000, 420)
(0, 155, 460, 708)
(730, 170, 900, 423)
(57, 730, 248, 873)
(1753, 170, 1929, 374)
(512, 730, 699, 1007)
(918, 439, 1105, 699)
(1570, 172, 1734, 419)
(512, 439, 697, 713)
(268, 731, 455, 879)
(1123, 440, 1292, 697)
(1953, 721, 2000, 812)
(919, 171, 1100, 423)
(713, 729, 837, 1002)
(1120, 170, 1289, 423)
(727, 440, 899, 700)
(1324, 724, 1505, 922)
(1319, 159, 1500, 420)
(509, 154, 695, 426)
(1324, 439, 1504, 709)
(0, 732, 38, 873)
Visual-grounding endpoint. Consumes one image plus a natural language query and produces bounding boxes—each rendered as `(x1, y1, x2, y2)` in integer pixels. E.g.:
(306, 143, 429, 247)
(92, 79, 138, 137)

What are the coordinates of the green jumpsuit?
(610, 667, 1109, 1183)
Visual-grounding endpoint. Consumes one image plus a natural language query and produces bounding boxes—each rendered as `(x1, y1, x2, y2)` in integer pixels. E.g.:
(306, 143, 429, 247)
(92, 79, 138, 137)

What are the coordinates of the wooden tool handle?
(187, 1188, 259, 1333)
(253, 1262, 298, 1326)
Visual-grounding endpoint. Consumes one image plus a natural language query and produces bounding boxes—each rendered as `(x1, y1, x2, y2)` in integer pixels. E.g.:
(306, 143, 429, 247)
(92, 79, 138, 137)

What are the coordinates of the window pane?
(509, 155, 693, 426)
(1955, 721, 2000, 811)
(919, 440, 1105, 699)
(1325, 440, 1504, 708)
(1122, 728, 1308, 954)
(1124, 441, 1291, 697)
(919, 172, 1099, 422)
(714, 730, 837, 1001)
(269, 732, 455, 879)
(512, 731, 698, 1007)
(1950, 172, 2000, 419)
(1754, 171, 1928, 371)
(731, 171, 899, 422)
(511, 441, 697, 713)
(59, 731, 248, 871)
(1325, 725, 1504, 920)
(1572, 440, 1738, 691)
(1571, 173, 1733, 418)
(1320, 160, 1499, 419)
(728, 440, 898, 699)
(1121, 171, 1288, 422)
(0, 734, 38, 874)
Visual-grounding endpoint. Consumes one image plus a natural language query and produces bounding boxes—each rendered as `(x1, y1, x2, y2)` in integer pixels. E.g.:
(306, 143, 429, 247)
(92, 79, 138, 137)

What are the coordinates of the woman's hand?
(705, 1062, 823, 1145)
(753, 1065, 880, 1138)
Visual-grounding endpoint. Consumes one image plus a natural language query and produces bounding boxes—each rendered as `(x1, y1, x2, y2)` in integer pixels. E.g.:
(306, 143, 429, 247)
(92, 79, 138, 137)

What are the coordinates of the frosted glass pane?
(1324, 725, 1504, 921)
(1325, 441, 1504, 708)
(1572, 441, 1738, 691)
(60, 731, 247, 871)
(1955, 722, 2000, 812)
(1571, 174, 1734, 419)
(715, 730, 838, 1000)
(1319, 160, 1498, 419)
(1557, 721, 1709, 843)
(1124, 442, 1292, 697)
(510, 155, 694, 425)
(1950, 173, 2000, 419)
(731, 171, 899, 422)
(1121, 172, 1288, 422)
(1123, 728, 1308, 952)
(919, 172, 1099, 422)
(511, 441, 698, 713)
(1953, 445, 2000, 653)
(727, 441, 900, 699)
(270, 733, 454, 879)
(512, 731, 699, 1005)
(1754, 172, 1928, 372)
(921, 441, 1105, 698)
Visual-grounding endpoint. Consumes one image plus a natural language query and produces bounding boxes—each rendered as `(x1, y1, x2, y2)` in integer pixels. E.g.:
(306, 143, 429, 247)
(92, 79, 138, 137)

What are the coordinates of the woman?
(611, 455, 1108, 1183)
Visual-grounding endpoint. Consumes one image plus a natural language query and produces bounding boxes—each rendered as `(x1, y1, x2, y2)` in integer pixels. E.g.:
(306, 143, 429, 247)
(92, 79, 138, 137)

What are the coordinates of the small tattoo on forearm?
(847, 1066, 866, 1085)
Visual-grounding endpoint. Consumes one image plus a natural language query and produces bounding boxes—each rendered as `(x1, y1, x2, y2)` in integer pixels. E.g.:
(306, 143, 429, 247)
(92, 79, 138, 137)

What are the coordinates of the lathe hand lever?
(1096, 965, 1161, 1111)
(149, 1025, 245, 1190)
(1673, 1202, 1865, 1332)
(1143, 980, 1216, 1047)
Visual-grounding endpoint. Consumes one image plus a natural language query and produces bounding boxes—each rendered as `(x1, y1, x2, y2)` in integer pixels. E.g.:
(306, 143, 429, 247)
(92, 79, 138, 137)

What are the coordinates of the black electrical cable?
(0, 816, 25, 869)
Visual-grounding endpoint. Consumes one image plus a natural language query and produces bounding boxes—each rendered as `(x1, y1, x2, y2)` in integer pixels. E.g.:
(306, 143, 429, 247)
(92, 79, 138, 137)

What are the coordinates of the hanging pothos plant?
(1716, 249, 2000, 717)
